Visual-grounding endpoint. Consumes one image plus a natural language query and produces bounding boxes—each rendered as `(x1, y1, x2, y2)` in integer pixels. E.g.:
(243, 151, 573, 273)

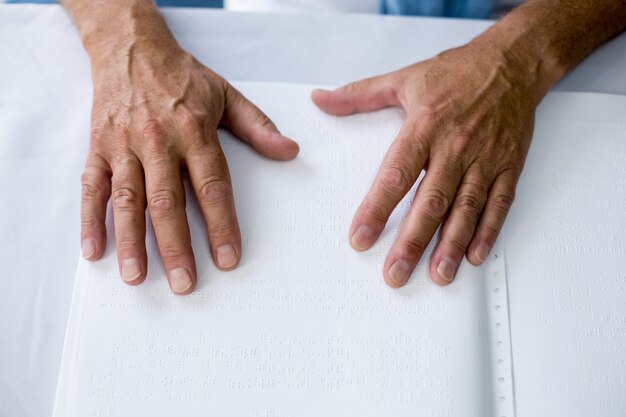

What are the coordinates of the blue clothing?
(151, 0, 222, 6)
(5, 0, 494, 18)
(381, 0, 493, 18)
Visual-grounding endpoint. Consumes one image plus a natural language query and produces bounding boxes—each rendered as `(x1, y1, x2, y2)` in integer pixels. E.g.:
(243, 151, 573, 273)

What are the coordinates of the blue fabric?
(6, 0, 491, 18)
(6, 0, 224, 6)
(381, 0, 493, 18)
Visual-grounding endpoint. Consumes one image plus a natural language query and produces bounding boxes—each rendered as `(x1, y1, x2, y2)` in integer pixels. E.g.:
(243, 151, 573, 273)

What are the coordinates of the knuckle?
(359, 201, 389, 226)
(81, 178, 106, 202)
(445, 237, 468, 253)
(142, 118, 162, 134)
(179, 109, 199, 125)
(410, 135, 430, 157)
(199, 179, 232, 207)
(452, 124, 477, 142)
(181, 110, 210, 133)
(90, 116, 114, 139)
(113, 155, 140, 170)
(455, 192, 485, 219)
(148, 189, 179, 217)
(252, 110, 275, 131)
(117, 235, 142, 249)
(159, 246, 188, 263)
(437, 150, 465, 171)
(225, 85, 243, 109)
(416, 105, 439, 130)
(450, 126, 477, 156)
(209, 222, 237, 241)
(379, 164, 412, 194)
(80, 218, 101, 231)
(142, 119, 166, 144)
(90, 127, 105, 144)
(112, 187, 142, 210)
(490, 191, 515, 217)
(402, 238, 427, 258)
(481, 223, 501, 241)
(418, 189, 449, 220)
(344, 81, 360, 93)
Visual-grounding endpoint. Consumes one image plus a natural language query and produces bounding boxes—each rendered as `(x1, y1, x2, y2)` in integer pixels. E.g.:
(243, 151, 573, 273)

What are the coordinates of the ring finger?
(111, 156, 148, 285)
(428, 165, 490, 285)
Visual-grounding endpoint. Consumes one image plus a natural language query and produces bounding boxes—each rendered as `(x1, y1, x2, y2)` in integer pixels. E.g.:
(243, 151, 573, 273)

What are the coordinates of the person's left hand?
(312, 42, 544, 287)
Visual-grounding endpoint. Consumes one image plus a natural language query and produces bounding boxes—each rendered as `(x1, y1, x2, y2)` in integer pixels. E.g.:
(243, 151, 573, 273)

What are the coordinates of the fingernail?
(216, 245, 238, 269)
(81, 238, 96, 259)
(169, 268, 193, 294)
(475, 243, 491, 263)
(350, 225, 375, 251)
(121, 258, 142, 282)
(437, 257, 458, 282)
(388, 259, 412, 287)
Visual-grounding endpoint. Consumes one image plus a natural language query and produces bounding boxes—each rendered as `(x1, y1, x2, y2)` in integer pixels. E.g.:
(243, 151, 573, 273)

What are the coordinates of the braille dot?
(494, 305, 501, 311)
(498, 377, 505, 383)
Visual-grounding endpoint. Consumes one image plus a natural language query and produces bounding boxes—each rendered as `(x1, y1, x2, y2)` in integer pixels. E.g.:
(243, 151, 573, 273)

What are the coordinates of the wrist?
(470, 0, 626, 102)
(89, 37, 184, 79)
(469, 10, 567, 103)
(76, 2, 181, 71)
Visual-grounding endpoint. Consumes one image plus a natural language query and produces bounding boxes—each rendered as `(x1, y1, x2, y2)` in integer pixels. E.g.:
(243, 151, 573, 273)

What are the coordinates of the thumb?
(222, 85, 300, 161)
(311, 73, 399, 116)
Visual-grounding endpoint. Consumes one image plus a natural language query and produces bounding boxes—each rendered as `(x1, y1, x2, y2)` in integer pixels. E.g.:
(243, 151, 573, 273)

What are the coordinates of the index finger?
(349, 122, 429, 251)
(186, 137, 241, 271)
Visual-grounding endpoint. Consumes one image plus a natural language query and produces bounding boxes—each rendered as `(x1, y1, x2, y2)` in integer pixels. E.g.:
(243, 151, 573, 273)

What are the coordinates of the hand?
(312, 42, 542, 287)
(80, 43, 299, 294)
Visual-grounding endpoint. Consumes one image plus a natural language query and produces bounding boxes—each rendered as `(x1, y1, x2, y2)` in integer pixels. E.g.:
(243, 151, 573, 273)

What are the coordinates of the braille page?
(53, 82, 513, 417)
(503, 92, 626, 417)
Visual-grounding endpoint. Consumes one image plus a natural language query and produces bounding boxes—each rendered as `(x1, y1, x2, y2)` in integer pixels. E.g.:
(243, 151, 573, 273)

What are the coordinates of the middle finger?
(143, 152, 197, 295)
(384, 157, 463, 287)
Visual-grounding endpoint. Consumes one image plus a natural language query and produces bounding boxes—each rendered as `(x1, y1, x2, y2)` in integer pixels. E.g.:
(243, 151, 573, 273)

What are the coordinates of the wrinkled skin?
(313, 43, 538, 287)
(81, 43, 299, 294)
(70, 0, 626, 294)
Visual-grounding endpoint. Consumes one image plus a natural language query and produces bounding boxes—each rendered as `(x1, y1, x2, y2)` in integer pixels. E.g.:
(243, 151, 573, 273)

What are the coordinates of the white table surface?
(1, 5, 625, 417)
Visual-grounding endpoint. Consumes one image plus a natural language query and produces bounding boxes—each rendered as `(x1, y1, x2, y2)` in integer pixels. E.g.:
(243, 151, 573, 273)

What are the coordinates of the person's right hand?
(80, 41, 299, 295)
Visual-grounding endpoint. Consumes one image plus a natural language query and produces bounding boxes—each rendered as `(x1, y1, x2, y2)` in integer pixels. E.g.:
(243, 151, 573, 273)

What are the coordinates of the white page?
(503, 92, 626, 417)
(53, 82, 513, 417)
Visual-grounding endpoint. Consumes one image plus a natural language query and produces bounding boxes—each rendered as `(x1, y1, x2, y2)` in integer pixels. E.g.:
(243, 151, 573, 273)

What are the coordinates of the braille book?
(53, 83, 626, 417)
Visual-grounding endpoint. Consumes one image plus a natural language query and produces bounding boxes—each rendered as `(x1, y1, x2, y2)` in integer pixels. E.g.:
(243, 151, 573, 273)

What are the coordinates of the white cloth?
(226, 0, 379, 13)
(1, 5, 626, 417)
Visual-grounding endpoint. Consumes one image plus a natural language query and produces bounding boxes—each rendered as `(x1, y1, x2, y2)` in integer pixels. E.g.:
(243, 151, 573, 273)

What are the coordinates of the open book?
(53, 83, 626, 417)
